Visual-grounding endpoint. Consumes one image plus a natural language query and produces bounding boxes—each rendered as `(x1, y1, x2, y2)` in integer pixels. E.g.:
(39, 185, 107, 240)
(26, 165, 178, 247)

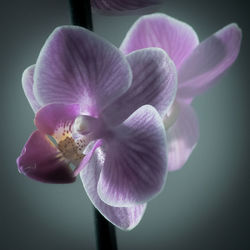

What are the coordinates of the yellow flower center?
(57, 136, 85, 165)
(53, 122, 88, 166)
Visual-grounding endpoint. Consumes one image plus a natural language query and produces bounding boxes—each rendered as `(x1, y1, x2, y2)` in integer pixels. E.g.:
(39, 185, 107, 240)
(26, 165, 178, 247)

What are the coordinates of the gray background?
(0, 0, 249, 249)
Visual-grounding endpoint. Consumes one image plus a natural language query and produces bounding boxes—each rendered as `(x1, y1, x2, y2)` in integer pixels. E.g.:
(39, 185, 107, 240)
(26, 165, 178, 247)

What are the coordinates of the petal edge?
(98, 105, 167, 207)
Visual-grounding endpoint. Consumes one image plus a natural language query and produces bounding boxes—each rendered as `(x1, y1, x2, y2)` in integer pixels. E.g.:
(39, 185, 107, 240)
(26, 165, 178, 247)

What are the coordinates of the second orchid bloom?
(120, 13, 242, 171)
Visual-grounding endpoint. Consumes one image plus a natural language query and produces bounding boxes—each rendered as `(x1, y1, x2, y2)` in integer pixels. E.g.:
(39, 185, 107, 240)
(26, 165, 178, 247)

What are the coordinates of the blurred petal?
(17, 130, 75, 183)
(164, 102, 199, 171)
(22, 65, 41, 113)
(91, 0, 162, 11)
(177, 24, 242, 101)
(35, 103, 81, 136)
(98, 105, 167, 207)
(81, 147, 146, 230)
(120, 13, 199, 69)
(102, 48, 177, 125)
(34, 26, 131, 116)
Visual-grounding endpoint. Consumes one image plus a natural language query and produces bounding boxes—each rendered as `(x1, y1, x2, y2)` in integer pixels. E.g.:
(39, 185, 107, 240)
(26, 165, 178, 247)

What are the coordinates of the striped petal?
(120, 13, 199, 69)
(81, 147, 146, 230)
(34, 26, 131, 117)
(98, 105, 167, 206)
(102, 48, 177, 126)
(177, 24, 242, 101)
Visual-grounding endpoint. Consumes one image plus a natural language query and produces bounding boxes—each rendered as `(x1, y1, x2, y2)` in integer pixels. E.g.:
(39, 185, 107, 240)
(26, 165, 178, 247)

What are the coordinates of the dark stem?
(69, 0, 93, 30)
(69, 1, 117, 250)
(94, 209, 118, 250)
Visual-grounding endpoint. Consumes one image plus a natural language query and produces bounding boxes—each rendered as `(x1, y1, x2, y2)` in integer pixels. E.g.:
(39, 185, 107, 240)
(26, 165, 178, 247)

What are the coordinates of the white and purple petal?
(17, 130, 75, 183)
(164, 102, 199, 171)
(98, 105, 167, 207)
(102, 48, 177, 125)
(120, 13, 199, 69)
(34, 26, 132, 117)
(177, 23, 242, 101)
(22, 65, 41, 113)
(81, 147, 146, 230)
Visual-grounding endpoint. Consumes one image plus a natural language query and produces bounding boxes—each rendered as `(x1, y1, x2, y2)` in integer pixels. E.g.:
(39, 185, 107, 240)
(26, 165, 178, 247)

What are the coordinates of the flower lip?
(17, 130, 76, 184)
(32, 103, 92, 178)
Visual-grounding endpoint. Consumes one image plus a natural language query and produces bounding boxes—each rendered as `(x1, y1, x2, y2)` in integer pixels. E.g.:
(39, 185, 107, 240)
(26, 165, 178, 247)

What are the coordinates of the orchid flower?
(120, 13, 242, 171)
(91, 0, 163, 12)
(17, 26, 177, 230)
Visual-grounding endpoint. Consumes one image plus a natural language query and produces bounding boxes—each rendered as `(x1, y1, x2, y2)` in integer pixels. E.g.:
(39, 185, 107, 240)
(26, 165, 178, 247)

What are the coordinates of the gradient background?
(0, 0, 249, 249)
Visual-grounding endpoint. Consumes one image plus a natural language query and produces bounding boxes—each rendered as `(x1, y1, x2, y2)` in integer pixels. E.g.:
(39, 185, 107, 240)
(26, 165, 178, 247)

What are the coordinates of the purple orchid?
(91, 0, 163, 12)
(120, 13, 242, 171)
(17, 26, 177, 229)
